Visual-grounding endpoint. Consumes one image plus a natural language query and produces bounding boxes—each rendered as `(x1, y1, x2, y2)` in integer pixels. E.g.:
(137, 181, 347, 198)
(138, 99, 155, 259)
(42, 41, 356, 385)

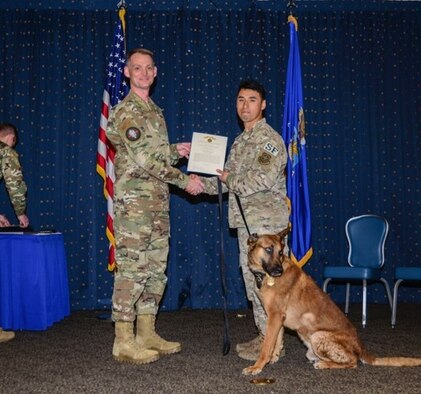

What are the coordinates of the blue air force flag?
(281, 15, 312, 267)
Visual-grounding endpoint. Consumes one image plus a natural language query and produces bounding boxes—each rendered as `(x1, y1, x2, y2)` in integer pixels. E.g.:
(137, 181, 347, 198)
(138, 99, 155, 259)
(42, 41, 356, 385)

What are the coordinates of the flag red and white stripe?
(97, 6, 129, 271)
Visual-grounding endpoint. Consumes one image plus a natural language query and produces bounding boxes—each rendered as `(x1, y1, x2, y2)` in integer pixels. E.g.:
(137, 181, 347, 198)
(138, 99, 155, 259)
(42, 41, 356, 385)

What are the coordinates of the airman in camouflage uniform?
(201, 80, 289, 361)
(106, 48, 203, 365)
(0, 122, 30, 343)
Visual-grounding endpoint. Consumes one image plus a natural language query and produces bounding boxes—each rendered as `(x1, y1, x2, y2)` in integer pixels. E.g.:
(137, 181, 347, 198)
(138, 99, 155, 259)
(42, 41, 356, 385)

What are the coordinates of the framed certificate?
(187, 132, 228, 176)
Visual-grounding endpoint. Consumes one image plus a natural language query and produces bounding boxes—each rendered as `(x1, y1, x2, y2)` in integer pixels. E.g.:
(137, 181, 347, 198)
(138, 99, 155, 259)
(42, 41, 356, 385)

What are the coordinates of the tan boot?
(235, 333, 264, 354)
(136, 314, 181, 355)
(0, 328, 15, 343)
(236, 333, 285, 361)
(113, 321, 159, 364)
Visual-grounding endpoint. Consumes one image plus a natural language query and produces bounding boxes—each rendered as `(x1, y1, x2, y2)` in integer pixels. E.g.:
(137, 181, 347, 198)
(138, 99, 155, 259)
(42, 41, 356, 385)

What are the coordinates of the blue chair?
(391, 267, 421, 327)
(322, 214, 393, 327)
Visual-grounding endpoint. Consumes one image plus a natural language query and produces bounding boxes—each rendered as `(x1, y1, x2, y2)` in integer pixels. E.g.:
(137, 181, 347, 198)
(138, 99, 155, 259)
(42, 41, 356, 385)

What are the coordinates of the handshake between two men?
(176, 142, 228, 196)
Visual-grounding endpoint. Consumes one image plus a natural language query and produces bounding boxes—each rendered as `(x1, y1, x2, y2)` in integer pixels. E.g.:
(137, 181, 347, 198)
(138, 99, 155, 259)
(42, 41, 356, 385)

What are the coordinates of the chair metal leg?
(380, 277, 393, 309)
(345, 282, 350, 315)
(391, 279, 403, 328)
(322, 278, 331, 293)
(362, 279, 367, 328)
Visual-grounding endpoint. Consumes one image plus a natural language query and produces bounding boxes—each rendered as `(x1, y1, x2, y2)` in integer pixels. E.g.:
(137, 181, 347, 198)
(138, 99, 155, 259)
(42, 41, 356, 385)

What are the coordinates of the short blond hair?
(0, 123, 17, 138)
(126, 48, 154, 65)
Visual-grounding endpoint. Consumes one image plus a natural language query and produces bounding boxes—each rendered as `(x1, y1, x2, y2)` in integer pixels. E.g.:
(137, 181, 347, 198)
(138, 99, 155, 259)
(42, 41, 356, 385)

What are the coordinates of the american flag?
(96, 7, 129, 271)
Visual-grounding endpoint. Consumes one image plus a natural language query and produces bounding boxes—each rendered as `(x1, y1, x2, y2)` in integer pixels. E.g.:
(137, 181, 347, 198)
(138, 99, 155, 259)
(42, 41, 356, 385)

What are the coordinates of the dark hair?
(0, 123, 17, 137)
(126, 48, 155, 64)
(237, 80, 266, 100)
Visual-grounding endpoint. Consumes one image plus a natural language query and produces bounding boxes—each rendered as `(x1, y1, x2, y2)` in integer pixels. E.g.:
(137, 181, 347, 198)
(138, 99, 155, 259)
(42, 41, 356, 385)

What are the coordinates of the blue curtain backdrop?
(0, 1, 419, 310)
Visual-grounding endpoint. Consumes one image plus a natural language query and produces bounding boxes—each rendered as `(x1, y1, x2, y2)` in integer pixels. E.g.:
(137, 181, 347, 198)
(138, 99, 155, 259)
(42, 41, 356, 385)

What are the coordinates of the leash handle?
(234, 193, 251, 236)
(217, 178, 231, 355)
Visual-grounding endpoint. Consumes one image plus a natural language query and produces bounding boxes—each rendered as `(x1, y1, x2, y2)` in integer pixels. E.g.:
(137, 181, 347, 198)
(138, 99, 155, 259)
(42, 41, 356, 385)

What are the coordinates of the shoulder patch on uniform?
(125, 127, 141, 141)
(263, 142, 279, 157)
(257, 151, 273, 166)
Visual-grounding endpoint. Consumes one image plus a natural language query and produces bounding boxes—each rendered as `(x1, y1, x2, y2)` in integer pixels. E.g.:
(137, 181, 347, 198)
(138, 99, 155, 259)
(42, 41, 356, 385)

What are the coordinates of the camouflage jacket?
(0, 141, 27, 216)
(203, 118, 288, 229)
(106, 91, 189, 215)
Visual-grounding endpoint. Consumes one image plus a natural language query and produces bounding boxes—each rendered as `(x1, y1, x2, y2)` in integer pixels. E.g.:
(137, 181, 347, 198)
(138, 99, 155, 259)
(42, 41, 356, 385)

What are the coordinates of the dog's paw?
(313, 361, 329, 369)
(242, 366, 262, 375)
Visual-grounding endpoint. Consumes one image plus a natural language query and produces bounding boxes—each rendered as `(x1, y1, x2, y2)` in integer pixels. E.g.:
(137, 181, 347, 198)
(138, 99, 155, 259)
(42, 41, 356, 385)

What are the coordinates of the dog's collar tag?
(266, 274, 275, 287)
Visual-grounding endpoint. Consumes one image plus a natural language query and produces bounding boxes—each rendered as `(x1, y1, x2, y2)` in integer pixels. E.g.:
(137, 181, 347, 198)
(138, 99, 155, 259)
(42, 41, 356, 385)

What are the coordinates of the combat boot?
(236, 332, 285, 361)
(0, 328, 15, 343)
(113, 321, 159, 364)
(136, 314, 181, 355)
(236, 333, 264, 360)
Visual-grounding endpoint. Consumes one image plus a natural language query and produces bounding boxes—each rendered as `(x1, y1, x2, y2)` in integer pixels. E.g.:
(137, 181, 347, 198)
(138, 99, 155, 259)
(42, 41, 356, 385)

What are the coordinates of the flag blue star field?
(281, 15, 312, 267)
(96, 7, 129, 271)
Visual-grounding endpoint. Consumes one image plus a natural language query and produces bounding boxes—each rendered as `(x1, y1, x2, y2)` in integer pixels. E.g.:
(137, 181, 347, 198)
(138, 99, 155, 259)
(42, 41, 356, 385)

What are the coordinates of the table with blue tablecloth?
(0, 232, 70, 331)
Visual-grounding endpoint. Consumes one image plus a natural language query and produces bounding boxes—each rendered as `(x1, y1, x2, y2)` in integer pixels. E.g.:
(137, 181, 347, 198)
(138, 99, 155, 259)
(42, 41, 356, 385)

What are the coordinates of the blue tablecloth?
(0, 233, 70, 331)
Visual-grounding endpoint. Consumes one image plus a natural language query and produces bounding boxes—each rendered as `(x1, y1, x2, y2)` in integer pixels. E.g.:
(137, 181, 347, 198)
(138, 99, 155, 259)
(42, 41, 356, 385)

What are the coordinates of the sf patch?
(125, 127, 141, 141)
(263, 142, 279, 157)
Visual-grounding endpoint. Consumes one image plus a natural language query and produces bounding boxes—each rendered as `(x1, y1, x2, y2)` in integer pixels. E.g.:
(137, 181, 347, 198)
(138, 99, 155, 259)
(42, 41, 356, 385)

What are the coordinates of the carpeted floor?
(0, 304, 420, 393)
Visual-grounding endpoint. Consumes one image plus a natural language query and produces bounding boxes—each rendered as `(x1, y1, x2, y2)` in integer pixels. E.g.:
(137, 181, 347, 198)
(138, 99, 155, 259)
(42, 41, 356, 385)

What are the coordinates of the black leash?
(234, 193, 251, 236)
(217, 178, 231, 355)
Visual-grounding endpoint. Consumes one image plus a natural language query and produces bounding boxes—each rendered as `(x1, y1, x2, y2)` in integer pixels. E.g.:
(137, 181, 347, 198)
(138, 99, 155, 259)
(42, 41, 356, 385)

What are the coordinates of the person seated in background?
(0, 122, 30, 342)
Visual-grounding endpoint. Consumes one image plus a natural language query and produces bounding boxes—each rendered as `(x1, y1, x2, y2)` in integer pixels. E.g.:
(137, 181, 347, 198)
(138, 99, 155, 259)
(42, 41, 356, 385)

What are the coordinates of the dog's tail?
(361, 349, 421, 367)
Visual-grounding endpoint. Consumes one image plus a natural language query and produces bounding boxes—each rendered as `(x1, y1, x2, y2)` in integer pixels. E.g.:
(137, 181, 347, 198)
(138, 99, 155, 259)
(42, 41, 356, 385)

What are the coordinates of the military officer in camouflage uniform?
(200, 80, 289, 361)
(0, 123, 30, 343)
(106, 48, 203, 365)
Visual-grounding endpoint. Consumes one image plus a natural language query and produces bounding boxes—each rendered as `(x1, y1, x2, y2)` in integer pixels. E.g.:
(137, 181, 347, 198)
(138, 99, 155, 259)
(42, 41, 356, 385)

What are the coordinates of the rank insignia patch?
(125, 127, 141, 141)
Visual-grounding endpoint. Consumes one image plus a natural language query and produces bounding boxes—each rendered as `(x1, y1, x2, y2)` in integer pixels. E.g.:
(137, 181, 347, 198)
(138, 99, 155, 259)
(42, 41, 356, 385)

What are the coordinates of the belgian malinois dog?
(243, 228, 421, 375)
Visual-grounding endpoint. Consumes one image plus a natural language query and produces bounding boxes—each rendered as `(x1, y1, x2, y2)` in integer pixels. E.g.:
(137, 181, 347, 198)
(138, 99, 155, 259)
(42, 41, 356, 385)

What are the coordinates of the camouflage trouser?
(238, 225, 289, 336)
(112, 211, 170, 322)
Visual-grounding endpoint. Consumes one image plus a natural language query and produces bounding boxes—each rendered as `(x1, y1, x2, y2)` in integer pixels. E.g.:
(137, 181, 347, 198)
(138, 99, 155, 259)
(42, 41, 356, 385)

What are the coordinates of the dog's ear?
(247, 233, 259, 246)
(277, 227, 290, 242)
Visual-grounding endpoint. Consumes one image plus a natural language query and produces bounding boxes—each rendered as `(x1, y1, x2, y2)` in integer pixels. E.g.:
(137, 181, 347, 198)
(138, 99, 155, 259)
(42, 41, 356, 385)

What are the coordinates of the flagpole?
(287, 0, 298, 29)
(118, 1, 127, 36)
(287, 0, 297, 16)
(117, 0, 126, 8)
